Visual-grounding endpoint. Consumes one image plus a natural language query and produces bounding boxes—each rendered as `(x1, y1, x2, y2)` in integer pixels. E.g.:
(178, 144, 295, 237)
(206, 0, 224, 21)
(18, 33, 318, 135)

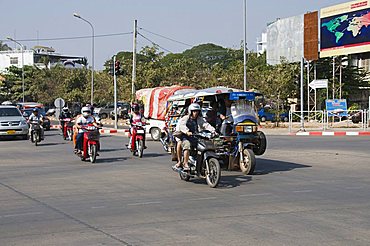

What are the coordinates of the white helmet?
(81, 106, 91, 117)
(62, 106, 69, 112)
(188, 103, 201, 114)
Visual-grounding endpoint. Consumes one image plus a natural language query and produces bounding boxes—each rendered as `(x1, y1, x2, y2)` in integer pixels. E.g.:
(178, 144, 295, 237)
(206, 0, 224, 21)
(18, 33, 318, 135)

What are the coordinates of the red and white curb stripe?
(290, 131, 370, 136)
(51, 125, 126, 134)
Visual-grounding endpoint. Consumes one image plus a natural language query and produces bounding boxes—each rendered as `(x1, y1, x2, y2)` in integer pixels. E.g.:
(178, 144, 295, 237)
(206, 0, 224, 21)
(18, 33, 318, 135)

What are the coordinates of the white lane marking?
(239, 193, 272, 197)
(293, 190, 313, 193)
(1, 212, 42, 218)
(188, 197, 217, 201)
(127, 201, 162, 206)
(91, 206, 106, 209)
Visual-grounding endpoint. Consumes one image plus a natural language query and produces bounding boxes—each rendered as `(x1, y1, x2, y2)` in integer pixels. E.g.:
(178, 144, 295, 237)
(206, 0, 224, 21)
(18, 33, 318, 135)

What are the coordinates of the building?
(0, 46, 87, 72)
(256, 32, 267, 55)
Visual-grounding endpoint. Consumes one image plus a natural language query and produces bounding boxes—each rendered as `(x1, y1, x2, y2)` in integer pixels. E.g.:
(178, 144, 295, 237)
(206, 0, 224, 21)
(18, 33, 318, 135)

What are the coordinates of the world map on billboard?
(321, 8, 370, 51)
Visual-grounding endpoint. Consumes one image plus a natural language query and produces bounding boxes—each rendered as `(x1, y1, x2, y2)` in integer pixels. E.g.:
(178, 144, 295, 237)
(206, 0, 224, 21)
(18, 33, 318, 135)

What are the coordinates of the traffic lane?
(1, 134, 370, 245)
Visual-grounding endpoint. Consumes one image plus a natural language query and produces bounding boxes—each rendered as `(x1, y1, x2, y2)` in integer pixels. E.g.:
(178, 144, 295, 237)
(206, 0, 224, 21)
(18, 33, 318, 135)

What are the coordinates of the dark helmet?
(33, 108, 39, 113)
(131, 103, 140, 113)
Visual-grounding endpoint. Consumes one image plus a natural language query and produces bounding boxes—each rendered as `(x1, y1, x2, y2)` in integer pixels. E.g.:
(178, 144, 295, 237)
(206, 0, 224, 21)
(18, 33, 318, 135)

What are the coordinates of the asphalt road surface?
(1, 131, 370, 246)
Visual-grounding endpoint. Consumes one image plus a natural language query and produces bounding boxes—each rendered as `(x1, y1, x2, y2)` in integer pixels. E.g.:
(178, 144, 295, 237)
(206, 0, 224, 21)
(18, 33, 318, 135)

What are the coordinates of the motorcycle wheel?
(179, 171, 190, 181)
(137, 139, 144, 158)
(89, 144, 97, 163)
(206, 158, 221, 188)
(67, 129, 73, 141)
(240, 148, 256, 175)
(33, 131, 38, 146)
(253, 131, 267, 156)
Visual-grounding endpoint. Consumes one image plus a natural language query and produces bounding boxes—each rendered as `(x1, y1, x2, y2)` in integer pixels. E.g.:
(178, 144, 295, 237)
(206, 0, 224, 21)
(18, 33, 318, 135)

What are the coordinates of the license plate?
(137, 130, 145, 134)
(7, 130, 16, 135)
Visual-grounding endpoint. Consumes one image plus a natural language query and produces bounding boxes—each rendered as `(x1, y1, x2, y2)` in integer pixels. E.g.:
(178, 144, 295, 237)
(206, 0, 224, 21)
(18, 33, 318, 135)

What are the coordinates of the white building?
(0, 46, 86, 72)
(256, 32, 267, 55)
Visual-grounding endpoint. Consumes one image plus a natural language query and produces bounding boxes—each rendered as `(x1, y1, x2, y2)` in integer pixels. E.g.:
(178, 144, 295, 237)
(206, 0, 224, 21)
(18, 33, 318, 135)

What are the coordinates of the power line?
(137, 32, 172, 53)
(0, 31, 133, 42)
(138, 27, 193, 47)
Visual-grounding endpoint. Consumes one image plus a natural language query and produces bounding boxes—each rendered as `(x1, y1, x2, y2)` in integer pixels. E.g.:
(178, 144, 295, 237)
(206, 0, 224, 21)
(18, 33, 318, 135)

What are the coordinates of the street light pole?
(7, 37, 25, 103)
(243, 0, 247, 91)
(73, 13, 95, 105)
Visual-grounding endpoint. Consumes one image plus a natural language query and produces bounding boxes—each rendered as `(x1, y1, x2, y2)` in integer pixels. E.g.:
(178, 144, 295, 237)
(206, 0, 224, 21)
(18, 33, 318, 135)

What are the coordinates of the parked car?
(110, 102, 130, 120)
(95, 102, 128, 119)
(258, 107, 289, 122)
(0, 105, 29, 139)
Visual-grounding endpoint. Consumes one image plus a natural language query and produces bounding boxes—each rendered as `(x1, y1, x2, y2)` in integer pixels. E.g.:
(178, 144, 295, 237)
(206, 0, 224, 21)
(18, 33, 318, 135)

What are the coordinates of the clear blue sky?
(1, 0, 346, 70)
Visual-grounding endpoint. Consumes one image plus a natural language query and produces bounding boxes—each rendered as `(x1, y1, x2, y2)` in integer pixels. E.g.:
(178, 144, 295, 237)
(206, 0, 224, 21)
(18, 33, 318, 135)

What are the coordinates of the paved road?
(1, 131, 370, 246)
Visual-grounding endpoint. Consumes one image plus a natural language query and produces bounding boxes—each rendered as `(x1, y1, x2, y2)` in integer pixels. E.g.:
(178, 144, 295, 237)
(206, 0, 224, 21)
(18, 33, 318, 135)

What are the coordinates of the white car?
(0, 105, 29, 139)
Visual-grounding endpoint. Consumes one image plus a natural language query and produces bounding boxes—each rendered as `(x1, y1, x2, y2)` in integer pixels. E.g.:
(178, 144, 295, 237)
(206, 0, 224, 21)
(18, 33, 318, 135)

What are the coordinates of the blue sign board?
(229, 92, 255, 101)
(326, 99, 348, 117)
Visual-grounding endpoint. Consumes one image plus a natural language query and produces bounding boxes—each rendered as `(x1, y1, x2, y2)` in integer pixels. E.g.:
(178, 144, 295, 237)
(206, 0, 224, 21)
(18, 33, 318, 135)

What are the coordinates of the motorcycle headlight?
(244, 126, 253, 133)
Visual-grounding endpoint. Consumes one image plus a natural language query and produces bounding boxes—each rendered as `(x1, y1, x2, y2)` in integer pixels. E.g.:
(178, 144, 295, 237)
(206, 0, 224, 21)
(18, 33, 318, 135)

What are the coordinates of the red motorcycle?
(77, 124, 100, 163)
(62, 118, 74, 141)
(128, 121, 146, 158)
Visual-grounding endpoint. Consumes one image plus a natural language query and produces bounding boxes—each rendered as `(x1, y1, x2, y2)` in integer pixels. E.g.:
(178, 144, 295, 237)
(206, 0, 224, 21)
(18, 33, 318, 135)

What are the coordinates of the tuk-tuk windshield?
(231, 100, 258, 124)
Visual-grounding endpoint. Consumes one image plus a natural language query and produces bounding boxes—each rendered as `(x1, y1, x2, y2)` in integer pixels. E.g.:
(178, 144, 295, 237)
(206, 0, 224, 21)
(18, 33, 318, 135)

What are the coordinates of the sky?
(0, 0, 347, 70)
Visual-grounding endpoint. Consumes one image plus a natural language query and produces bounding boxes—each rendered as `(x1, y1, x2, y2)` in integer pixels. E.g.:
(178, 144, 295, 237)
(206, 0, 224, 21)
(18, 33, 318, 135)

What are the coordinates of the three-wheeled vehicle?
(165, 87, 267, 175)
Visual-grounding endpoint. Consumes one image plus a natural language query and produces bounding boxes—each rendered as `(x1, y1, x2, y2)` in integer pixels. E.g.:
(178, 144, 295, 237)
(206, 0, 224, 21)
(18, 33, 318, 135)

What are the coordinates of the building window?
(10, 57, 18, 65)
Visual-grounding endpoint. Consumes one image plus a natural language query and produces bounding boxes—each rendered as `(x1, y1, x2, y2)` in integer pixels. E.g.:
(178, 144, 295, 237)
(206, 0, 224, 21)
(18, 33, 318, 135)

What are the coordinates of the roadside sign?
(326, 99, 348, 117)
(309, 79, 328, 89)
(54, 98, 65, 108)
(229, 92, 255, 101)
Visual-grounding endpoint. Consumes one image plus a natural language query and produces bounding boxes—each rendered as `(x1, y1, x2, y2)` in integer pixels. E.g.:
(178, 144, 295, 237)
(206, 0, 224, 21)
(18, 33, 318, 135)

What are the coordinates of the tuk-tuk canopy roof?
(168, 87, 243, 101)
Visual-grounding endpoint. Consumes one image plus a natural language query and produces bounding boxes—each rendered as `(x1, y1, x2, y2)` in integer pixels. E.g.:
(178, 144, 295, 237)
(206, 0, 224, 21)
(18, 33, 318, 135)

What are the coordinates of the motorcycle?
(76, 124, 100, 163)
(128, 121, 146, 158)
(221, 99, 267, 175)
(176, 131, 223, 188)
(29, 121, 42, 146)
(61, 118, 74, 141)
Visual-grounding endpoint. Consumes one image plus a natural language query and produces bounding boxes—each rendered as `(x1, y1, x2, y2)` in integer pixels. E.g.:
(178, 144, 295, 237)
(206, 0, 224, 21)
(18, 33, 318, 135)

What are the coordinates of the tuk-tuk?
(165, 87, 267, 175)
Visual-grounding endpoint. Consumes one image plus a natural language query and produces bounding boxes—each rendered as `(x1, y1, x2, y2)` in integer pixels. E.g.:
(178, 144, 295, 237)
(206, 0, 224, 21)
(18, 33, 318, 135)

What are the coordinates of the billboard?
(320, 0, 370, 58)
(304, 11, 319, 61)
(266, 15, 304, 65)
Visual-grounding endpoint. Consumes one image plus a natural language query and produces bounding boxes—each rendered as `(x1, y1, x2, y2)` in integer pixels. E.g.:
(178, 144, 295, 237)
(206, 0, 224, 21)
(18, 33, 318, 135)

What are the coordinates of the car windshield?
(0, 108, 22, 117)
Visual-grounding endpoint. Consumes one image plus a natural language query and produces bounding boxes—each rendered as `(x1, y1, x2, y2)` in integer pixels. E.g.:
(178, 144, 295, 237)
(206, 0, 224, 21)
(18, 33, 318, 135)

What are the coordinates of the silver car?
(0, 105, 29, 139)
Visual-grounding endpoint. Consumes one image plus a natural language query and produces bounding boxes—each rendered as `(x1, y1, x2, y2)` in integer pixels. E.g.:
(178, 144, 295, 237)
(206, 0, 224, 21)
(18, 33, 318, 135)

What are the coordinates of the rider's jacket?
(76, 116, 95, 133)
(178, 115, 215, 135)
(29, 114, 43, 124)
(130, 113, 143, 125)
(59, 111, 72, 119)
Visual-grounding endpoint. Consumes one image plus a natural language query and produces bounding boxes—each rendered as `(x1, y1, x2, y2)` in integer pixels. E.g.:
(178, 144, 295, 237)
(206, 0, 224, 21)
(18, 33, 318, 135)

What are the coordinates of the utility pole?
(132, 20, 137, 99)
(339, 56, 342, 99)
(300, 57, 305, 131)
(332, 56, 335, 99)
(113, 55, 117, 129)
(243, 0, 247, 91)
(307, 60, 310, 118)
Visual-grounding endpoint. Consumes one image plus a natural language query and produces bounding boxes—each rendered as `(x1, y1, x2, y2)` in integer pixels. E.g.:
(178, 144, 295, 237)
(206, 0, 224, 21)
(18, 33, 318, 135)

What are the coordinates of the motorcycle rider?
(75, 106, 99, 154)
(59, 106, 72, 135)
(172, 103, 216, 171)
(127, 103, 146, 150)
(28, 108, 44, 140)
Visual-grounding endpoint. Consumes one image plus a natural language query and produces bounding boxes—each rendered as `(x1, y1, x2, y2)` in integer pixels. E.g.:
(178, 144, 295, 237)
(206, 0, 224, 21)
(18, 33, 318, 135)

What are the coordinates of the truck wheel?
(100, 113, 108, 119)
(260, 116, 266, 122)
(150, 127, 161, 141)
